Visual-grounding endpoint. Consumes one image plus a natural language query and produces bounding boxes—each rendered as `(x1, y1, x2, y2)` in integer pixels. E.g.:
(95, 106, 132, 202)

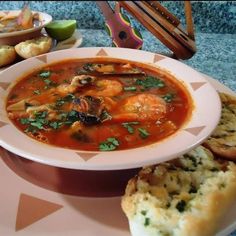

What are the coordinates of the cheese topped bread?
(121, 146, 236, 236)
(204, 92, 236, 160)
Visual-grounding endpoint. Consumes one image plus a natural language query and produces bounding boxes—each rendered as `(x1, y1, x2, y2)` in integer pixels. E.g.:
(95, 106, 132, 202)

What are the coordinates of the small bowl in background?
(0, 10, 52, 46)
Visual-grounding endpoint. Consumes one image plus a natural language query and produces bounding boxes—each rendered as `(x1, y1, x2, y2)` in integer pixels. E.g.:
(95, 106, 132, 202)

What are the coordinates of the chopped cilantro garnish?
(43, 79, 57, 87)
(20, 111, 48, 133)
(144, 217, 150, 226)
(107, 137, 119, 146)
(189, 185, 197, 194)
(39, 71, 51, 78)
(35, 111, 48, 119)
(99, 137, 119, 151)
(210, 167, 219, 172)
(53, 94, 75, 109)
(141, 210, 147, 216)
(66, 110, 79, 124)
(124, 86, 137, 91)
(30, 121, 45, 130)
(49, 121, 63, 129)
(176, 200, 186, 212)
(135, 76, 165, 90)
(101, 109, 112, 122)
(162, 93, 174, 102)
(20, 118, 31, 125)
(122, 121, 139, 134)
(44, 79, 52, 85)
(33, 90, 41, 95)
(138, 128, 150, 139)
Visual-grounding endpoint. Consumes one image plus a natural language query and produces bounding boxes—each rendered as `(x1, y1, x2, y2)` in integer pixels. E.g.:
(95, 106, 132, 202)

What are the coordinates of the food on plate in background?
(45, 20, 77, 41)
(6, 59, 193, 151)
(15, 36, 53, 59)
(0, 45, 17, 67)
(121, 145, 236, 236)
(0, 5, 40, 33)
(203, 92, 236, 161)
(53, 29, 82, 51)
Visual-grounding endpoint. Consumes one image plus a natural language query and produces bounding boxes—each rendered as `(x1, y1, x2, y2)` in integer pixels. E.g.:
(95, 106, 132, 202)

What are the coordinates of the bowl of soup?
(0, 10, 52, 45)
(0, 47, 221, 171)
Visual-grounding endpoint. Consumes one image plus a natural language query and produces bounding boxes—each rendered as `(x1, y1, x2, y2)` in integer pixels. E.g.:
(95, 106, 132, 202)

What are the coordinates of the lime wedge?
(45, 20, 77, 41)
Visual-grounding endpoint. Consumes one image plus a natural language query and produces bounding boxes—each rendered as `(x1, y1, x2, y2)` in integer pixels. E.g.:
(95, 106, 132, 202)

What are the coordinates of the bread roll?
(15, 36, 52, 59)
(0, 45, 17, 67)
(121, 146, 236, 236)
(204, 92, 236, 160)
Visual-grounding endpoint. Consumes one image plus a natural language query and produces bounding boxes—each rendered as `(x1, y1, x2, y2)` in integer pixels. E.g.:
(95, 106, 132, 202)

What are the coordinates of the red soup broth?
(6, 58, 193, 151)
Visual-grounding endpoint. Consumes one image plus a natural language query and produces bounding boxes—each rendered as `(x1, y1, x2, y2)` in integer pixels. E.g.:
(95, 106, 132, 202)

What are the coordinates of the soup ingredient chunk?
(57, 75, 96, 94)
(113, 94, 167, 122)
(71, 96, 104, 125)
(85, 79, 123, 97)
(77, 63, 144, 75)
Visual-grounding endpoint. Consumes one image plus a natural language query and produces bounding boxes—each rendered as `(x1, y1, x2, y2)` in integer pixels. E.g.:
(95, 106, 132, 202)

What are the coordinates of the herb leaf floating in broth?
(124, 86, 137, 92)
(122, 121, 139, 134)
(162, 93, 175, 103)
(135, 76, 165, 90)
(33, 89, 41, 95)
(20, 111, 49, 133)
(39, 70, 51, 78)
(138, 128, 150, 139)
(6, 59, 192, 151)
(49, 121, 63, 129)
(77, 63, 144, 75)
(99, 137, 120, 151)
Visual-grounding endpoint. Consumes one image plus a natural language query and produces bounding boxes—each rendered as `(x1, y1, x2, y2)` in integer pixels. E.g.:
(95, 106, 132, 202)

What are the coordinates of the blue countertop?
(79, 29, 236, 93)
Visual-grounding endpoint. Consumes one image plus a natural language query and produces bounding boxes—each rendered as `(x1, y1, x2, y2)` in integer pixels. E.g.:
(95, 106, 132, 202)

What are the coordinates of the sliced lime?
(45, 20, 77, 41)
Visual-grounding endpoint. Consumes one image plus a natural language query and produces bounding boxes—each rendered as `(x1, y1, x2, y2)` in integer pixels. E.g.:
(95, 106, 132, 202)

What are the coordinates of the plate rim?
(0, 47, 222, 170)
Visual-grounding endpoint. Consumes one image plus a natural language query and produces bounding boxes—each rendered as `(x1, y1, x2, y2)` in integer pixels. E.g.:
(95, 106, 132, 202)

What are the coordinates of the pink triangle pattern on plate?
(190, 82, 207, 91)
(76, 152, 99, 161)
(0, 121, 8, 128)
(0, 82, 10, 90)
(96, 49, 108, 57)
(184, 126, 206, 136)
(153, 54, 165, 63)
(15, 193, 63, 231)
(36, 55, 48, 64)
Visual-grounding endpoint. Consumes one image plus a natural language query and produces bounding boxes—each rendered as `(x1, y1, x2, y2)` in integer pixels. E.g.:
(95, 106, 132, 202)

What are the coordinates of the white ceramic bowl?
(0, 47, 221, 170)
(0, 10, 52, 45)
